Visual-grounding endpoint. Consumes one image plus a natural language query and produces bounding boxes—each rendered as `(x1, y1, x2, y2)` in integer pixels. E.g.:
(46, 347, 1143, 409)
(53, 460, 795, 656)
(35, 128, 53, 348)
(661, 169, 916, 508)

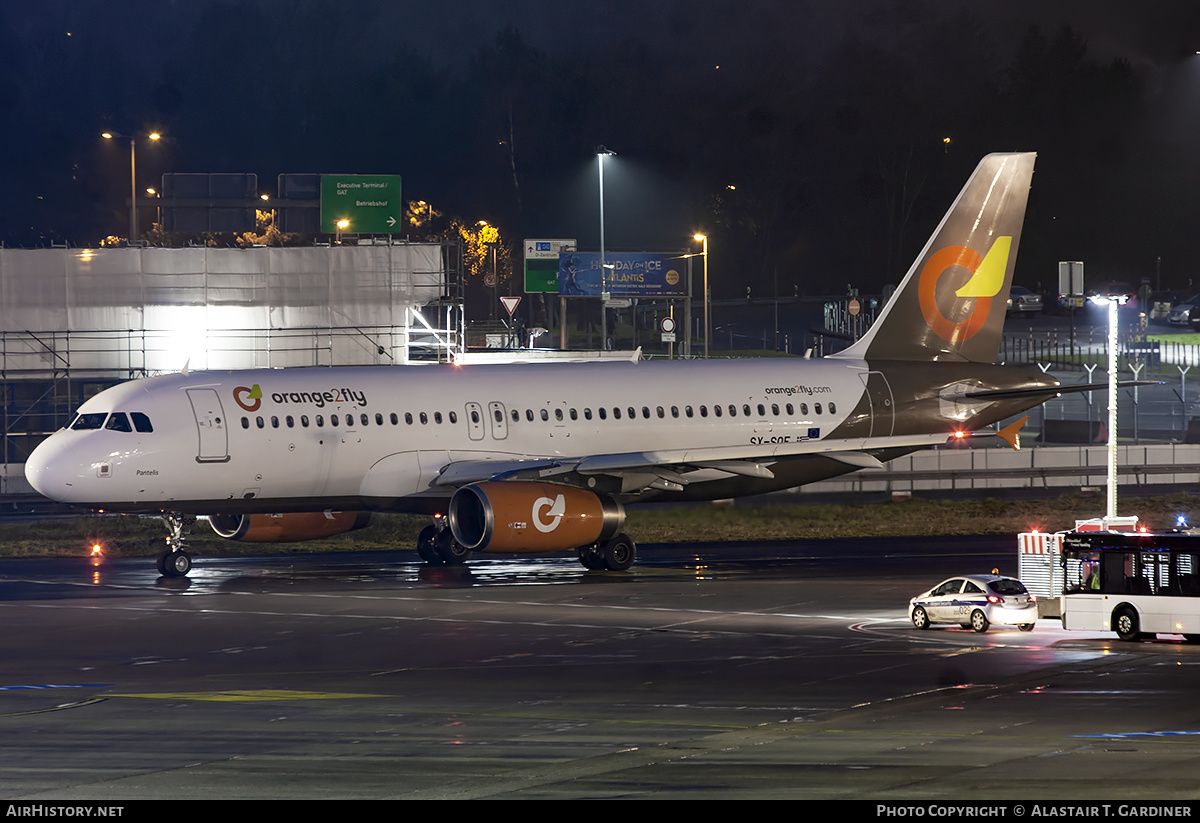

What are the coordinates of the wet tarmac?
(2, 537, 1199, 800)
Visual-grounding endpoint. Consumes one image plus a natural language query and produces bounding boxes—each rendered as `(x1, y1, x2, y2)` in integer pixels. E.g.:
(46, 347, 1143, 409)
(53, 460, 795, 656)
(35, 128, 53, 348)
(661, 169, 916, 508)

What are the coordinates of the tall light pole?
(597, 146, 615, 349)
(102, 130, 160, 244)
(694, 233, 709, 358)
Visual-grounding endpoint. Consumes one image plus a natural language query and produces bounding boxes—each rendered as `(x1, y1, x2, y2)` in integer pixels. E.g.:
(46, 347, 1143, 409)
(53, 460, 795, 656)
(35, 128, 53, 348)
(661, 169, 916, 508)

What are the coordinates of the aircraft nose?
(25, 433, 77, 501)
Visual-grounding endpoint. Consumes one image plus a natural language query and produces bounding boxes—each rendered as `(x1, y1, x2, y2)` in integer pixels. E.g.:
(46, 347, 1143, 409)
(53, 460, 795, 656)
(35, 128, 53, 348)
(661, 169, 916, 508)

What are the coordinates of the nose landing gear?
(157, 512, 194, 578)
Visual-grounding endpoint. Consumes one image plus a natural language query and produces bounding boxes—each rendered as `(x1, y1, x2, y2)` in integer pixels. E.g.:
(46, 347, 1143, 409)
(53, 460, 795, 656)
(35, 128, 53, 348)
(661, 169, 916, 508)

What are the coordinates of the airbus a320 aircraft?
(27, 152, 1078, 576)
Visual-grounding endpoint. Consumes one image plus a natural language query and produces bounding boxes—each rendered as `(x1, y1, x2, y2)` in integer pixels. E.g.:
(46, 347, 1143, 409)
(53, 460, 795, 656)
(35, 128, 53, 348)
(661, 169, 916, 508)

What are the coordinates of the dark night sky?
(4, 1, 1200, 298)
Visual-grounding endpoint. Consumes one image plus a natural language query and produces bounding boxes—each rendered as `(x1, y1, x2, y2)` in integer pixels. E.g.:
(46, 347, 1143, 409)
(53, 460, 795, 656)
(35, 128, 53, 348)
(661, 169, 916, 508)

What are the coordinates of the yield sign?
(500, 296, 522, 317)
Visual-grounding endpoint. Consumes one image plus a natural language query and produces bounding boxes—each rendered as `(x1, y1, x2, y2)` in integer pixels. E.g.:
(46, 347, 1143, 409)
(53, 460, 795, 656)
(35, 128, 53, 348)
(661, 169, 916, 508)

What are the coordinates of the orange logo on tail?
(917, 237, 1011, 343)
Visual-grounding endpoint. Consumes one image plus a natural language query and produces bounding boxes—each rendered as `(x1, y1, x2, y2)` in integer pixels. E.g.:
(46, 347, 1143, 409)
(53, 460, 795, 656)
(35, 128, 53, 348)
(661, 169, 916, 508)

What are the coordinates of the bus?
(1060, 530, 1200, 642)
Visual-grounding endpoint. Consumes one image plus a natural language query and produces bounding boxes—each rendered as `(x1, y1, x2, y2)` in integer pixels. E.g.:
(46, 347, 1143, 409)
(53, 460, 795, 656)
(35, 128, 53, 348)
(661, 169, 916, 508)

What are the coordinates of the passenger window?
(131, 412, 153, 432)
(599, 407, 607, 420)
(771, 404, 779, 416)
(330, 415, 339, 427)
(540, 409, 549, 421)
(700, 406, 708, 418)
(714, 405, 722, 417)
(570, 408, 578, 421)
(420, 412, 428, 424)
(685, 406, 694, 418)
(375, 413, 383, 425)
(829, 402, 837, 414)
(670, 406, 678, 418)
(743, 404, 752, 416)
(554, 409, 563, 421)
(241, 417, 250, 429)
(799, 404, 808, 415)
(657, 406, 665, 419)
(786, 403, 794, 415)
(642, 407, 650, 419)
(286, 416, 295, 428)
(271, 416, 280, 428)
(316, 415, 324, 427)
(628, 407, 636, 420)
(406, 413, 413, 425)
(346, 414, 354, 426)
(256, 416, 265, 429)
(302, 415, 310, 427)
(584, 408, 592, 420)
(526, 409, 534, 421)
(613, 407, 621, 420)
(390, 413, 398, 425)
(728, 405, 736, 417)
(434, 412, 442, 424)
(105, 413, 132, 432)
(449, 411, 457, 424)
(815, 403, 822, 414)
(757, 404, 765, 416)
(511, 410, 519, 422)
(362, 414, 370, 426)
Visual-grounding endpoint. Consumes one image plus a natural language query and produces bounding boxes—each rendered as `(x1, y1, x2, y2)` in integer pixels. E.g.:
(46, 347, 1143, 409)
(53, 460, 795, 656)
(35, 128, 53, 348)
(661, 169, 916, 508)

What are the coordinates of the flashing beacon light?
(1178, 515, 1189, 529)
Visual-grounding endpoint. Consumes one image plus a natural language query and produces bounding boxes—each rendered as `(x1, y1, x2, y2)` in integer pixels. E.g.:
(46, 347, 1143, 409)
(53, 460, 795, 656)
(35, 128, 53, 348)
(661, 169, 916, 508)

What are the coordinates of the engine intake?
(208, 511, 371, 542)
(449, 481, 624, 553)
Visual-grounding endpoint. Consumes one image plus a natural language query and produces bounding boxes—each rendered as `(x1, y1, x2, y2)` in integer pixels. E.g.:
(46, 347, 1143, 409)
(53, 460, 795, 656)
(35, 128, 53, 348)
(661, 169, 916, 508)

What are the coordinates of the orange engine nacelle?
(449, 481, 624, 553)
(208, 511, 371, 543)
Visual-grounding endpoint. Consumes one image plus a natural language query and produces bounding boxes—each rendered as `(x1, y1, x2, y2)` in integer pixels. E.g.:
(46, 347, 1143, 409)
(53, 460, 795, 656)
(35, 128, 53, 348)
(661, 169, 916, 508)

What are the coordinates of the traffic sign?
(500, 296, 522, 317)
(524, 238, 576, 293)
(320, 175, 402, 234)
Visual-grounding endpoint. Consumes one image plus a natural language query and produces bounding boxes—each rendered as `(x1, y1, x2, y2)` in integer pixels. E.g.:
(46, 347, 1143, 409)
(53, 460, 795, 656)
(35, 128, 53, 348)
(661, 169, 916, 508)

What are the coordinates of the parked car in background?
(1150, 290, 1191, 324)
(1006, 286, 1043, 318)
(1168, 294, 1200, 328)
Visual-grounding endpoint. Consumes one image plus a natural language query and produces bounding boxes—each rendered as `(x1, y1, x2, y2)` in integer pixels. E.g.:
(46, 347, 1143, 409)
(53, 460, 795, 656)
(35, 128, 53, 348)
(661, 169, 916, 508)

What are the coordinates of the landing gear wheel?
(417, 525, 442, 564)
(600, 534, 636, 571)
(970, 609, 990, 633)
(577, 545, 605, 570)
(1114, 607, 1141, 642)
(1018, 623, 1035, 632)
(911, 606, 930, 630)
(435, 529, 471, 565)
(159, 550, 192, 578)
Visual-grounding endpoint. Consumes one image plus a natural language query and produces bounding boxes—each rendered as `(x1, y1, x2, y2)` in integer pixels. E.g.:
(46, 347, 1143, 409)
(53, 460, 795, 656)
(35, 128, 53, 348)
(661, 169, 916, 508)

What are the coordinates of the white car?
(909, 574, 1038, 633)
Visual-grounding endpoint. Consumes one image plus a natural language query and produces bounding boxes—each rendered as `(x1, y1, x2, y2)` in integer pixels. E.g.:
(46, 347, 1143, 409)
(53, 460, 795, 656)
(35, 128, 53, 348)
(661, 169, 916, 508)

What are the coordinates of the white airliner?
(25, 152, 1082, 576)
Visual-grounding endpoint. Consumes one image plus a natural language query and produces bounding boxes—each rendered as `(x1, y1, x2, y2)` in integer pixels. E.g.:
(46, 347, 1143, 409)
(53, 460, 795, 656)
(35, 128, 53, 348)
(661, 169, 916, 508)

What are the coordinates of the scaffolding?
(0, 241, 463, 490)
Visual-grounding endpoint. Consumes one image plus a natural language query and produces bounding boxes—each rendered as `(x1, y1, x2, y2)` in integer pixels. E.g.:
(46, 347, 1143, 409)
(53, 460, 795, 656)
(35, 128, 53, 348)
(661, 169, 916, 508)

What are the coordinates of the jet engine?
(448, 481, 624, 553)
(208, 511, 371, 542)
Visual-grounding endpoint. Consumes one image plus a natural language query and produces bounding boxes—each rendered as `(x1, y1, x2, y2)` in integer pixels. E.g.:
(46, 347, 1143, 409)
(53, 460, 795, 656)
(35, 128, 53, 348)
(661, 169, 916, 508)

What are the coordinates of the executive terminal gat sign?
(320, 174, 402, 234)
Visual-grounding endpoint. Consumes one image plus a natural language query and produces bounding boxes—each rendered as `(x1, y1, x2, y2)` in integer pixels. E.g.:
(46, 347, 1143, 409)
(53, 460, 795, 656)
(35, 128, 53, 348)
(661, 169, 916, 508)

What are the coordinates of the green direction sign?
(524, 238, 576, 294)
(320, 175, 403, 234)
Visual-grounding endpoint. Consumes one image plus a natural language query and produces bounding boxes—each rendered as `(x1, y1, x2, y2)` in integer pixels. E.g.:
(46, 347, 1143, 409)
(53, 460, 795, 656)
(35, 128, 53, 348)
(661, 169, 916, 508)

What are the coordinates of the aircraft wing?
(432, 431, 957, 490)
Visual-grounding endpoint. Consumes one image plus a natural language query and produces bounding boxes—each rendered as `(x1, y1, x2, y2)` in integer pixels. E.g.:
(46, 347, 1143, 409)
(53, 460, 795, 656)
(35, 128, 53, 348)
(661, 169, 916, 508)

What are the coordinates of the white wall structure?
(0, 243, 456, 494)
(0, 243, 452, 373)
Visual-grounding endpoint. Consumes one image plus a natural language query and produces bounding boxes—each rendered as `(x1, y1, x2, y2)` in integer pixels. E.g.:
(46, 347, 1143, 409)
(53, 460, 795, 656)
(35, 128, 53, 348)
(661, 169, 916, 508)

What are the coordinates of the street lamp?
(1089, 292, 1127, 522)
(101, 130, 160, 244)
(694, 233, 709, 358)
(596, 146, 616, 349)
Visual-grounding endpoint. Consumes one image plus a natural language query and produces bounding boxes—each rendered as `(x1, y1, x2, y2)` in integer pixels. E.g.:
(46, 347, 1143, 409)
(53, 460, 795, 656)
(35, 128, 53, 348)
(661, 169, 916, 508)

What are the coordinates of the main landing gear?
(416, 520, 637, 571)
(417, 523, 472, 566)
(156, 512, 194, 578)
(577, 534, 637, 571)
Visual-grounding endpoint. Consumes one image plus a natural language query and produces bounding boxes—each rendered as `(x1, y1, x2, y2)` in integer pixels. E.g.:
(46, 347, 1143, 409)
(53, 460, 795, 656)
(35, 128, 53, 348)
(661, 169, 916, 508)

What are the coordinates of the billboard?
(557, 252, 686, 297)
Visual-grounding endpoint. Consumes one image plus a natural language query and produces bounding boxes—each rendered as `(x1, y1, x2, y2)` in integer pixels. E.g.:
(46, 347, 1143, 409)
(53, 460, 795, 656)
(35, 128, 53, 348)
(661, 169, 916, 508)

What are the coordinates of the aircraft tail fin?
(833, 152, 1036, 364)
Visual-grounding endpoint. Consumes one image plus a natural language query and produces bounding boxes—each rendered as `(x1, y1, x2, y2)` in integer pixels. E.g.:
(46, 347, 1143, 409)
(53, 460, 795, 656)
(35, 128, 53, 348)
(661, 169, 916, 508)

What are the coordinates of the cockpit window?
(105, 413, 132, 432)
(130, 412, 153, 432)
(71, 413, 108, 430)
